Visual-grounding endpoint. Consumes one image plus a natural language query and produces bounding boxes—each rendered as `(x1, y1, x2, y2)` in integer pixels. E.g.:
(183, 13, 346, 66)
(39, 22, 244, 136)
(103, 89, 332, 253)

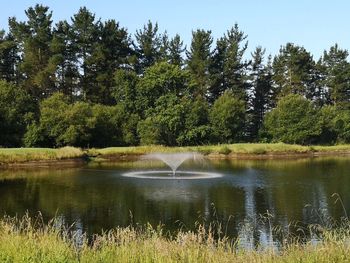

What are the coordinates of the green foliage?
(273, 43, 320, 102)
(320, 44, 350, 108)
(209, 24, 249, 102)
(1, 6, 350, 147)
(136, 61, 191, 113)
(209, 91, 246, 143)
(137, 94, 187, 146)
(186, 29, 213, 96)
(0, 81, 33, 147)
(134, 21, 165, 73)
(25, 93, 131, 147)
(9, 4, 56, 99)
(177, 96, 212, 145)
(263, 94, 321, 144)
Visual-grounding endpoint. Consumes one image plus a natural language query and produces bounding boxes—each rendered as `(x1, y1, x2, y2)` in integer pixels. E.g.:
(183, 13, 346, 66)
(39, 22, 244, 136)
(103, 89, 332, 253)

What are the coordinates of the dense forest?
(0, 4, 349, 148)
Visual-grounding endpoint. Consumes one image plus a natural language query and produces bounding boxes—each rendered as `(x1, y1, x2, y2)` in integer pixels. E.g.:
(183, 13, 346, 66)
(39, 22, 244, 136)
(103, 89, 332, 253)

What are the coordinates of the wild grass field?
(0, 215, 349, 263)
(0, 147, 85, 164)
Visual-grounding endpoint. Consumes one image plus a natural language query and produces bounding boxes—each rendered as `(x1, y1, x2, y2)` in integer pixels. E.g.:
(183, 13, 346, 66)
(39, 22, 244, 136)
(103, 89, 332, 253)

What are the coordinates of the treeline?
(0, 4, 350, 147)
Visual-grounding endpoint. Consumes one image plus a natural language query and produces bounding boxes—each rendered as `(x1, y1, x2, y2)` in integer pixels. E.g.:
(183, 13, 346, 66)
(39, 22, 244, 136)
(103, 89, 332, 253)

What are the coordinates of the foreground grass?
(0, 216, 349, 263)
(0, 146, 85, 164)
(93, 143, 350, 157)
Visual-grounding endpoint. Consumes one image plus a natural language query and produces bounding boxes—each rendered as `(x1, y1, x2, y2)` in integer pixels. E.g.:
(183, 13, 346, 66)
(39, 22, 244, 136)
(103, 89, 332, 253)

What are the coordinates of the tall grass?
(0, 215, 350, 262)
(1, 143, 350, 165)
(0, 146, 85, 164)
(93, 143, 350, 158)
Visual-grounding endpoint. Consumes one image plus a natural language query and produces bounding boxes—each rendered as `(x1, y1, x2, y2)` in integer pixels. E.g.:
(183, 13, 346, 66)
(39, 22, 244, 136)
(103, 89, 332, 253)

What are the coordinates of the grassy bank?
(0, 147, 85, 165)
(0, 216, 349, 263)
(1, 143, 350, 165)
(93, 143, 350, 158)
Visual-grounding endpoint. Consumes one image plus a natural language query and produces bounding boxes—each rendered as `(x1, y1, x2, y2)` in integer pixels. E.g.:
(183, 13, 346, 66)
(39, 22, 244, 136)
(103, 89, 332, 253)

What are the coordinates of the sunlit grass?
(0, 146, 85, 164)
(93, 143, 350, 157)
(0, 215, 350, 262)
(1, 144, 350, 165)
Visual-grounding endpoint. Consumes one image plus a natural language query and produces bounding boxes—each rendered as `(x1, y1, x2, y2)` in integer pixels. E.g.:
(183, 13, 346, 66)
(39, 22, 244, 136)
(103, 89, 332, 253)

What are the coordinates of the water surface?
(0, 157, 349, 247)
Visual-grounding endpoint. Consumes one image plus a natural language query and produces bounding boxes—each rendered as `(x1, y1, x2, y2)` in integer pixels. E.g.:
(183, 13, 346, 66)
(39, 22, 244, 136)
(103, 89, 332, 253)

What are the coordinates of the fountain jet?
(144, 152, 203, 177)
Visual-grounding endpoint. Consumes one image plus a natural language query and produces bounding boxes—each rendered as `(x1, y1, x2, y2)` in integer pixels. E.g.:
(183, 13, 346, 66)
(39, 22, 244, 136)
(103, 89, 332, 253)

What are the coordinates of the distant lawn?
(0, 147, 85, 164)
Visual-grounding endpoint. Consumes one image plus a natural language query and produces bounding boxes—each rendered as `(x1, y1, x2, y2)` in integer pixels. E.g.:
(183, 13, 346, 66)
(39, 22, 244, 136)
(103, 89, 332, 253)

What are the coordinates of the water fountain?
(122, 152, 223, 180)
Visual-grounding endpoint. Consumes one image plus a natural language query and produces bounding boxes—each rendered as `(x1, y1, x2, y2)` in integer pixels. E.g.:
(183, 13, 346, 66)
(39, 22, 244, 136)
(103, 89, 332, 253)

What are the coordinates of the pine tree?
(51, 20, 79, 97)
(9, 4, 56, 99)
(168, 34, 185, 66)
(134, 21, 164, 74)
(320, 44, 350, 108)
(209, 24, 249, 102)
(92, 19, 133, 104)
(186, 29, 213, 97)
(70, 7, 99, 101)
(248, 47, 273, 140)
(0, 31, 19, 82)
(272, 43, 317, 100)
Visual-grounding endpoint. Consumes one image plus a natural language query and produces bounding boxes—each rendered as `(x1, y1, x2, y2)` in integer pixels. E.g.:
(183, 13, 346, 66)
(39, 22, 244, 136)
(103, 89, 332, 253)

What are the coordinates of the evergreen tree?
(51, 20, 79, 97)
(272, 43, 318, 100)
(0, 31, 19, 82)
(168, 34, 185, 66)
(248, 47, 274, 140)
(209, 37, 227, 102)
(9, 4, 57, 99)
(209, 24, 249, 102)
(222, 24, 249, 100)
(70, 7, 99, 101)
(134, 21, 164, 74)
(320, 44, 350, 108)
(92, 19, 133, 104)
(186, 29, 213, 97)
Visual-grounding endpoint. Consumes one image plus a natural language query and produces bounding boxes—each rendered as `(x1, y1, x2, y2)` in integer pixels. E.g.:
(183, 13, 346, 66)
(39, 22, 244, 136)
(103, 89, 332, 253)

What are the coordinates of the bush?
(263, 94, 321, 145)
(209, 91, 246, 143)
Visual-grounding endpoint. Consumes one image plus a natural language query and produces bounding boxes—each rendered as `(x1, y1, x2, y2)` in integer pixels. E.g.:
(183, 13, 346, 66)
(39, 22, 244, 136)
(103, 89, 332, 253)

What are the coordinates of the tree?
(247, 47, 274, 140)
(0, 31, 19, 82)
(263, 94, 321, 144)
(186, 29, 213, 97)
(70, 7, 99, 101)
(320, 44, 350, 108)
(136, 61, 190, 114)
(209, 91, 246, 143)
(209, 24, 249, 101)
(51, 20, 79, 98)
(92, 19, 133, 104)
(137, 94, 187, 145)
(9, 4, 57, 99)
(0, 81, 33, 147)
(272, 43, 318, 100)
(134, 21, 165, 74)
(168, 34, 185, 66)
(112, 69, 139, 112)
(177, 96, 212, 145)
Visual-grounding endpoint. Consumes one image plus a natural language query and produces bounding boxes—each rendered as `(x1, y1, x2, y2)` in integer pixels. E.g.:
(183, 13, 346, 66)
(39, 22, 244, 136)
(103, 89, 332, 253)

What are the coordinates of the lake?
(0, 156, 349, 248)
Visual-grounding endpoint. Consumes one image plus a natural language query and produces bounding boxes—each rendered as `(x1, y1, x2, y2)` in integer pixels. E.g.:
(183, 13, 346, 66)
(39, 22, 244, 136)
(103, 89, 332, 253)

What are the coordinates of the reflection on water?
(0, 156, 350, 248)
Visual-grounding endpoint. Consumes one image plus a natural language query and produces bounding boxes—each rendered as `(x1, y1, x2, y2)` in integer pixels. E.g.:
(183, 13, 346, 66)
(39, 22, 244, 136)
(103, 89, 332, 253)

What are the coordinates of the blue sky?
(1, 0, 349, 60)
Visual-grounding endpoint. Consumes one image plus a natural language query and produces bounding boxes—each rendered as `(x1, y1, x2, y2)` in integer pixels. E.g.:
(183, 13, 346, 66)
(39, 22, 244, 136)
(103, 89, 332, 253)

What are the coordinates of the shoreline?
(1, 143, 350, 168)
